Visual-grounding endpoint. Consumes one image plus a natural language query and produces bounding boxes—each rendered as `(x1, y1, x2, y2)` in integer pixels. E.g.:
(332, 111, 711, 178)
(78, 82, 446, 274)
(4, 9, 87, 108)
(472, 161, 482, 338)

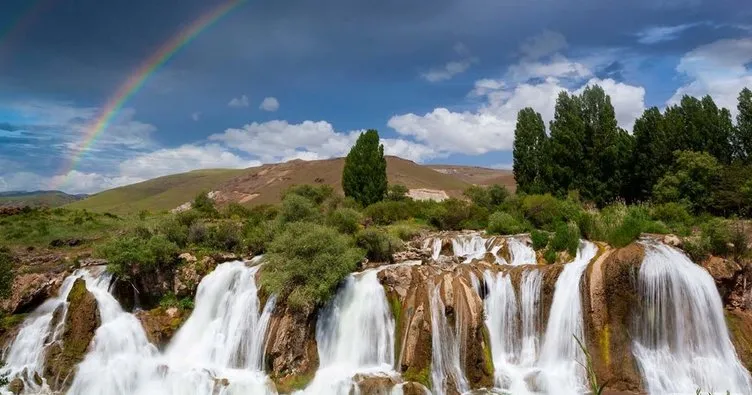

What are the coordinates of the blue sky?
(0, 0, 751, 194)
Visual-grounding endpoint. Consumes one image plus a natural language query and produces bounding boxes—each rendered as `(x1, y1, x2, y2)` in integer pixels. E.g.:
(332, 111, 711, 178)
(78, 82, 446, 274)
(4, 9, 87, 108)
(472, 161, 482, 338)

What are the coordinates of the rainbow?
(54, 0, 245, 188)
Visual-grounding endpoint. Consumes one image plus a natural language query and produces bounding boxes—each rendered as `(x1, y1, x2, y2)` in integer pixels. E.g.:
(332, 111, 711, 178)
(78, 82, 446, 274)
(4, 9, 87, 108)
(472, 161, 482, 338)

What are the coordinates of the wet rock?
(174, 260, 201, 298)
(48, 238, 83, 248)
(401, 381, 431, 395)
(8, 377, 24, 394)
(702, 256, 742, 303)
(136, 307, 187, 348)
(77, 258, 107, 267)
(265, 303, 319, 391)
(43, 278, 100, 392)
(0, 272, 67, 314)
(724, 309, 752, 371)
(354, 373, 399, 394)
(662, 234, 682, 248)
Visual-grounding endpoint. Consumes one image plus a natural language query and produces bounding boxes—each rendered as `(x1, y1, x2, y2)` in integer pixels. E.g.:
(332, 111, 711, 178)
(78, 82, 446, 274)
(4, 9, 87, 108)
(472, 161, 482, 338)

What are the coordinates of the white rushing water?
(68, 261, 277, 395)
(0, 271, 87, 393)
(300, 269, 396, 395)
(507, 238, 537, 266)
(633, 242, 752, 395)
(429, 283, 469, 395)
(536, 240, 597, 395)
(519, 269, 543, 367)
(451, 235, 489, 263)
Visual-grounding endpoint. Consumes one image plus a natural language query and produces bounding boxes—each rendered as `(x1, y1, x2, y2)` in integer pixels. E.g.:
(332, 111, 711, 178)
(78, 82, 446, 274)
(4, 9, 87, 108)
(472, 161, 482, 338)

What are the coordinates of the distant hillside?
(65, 169, 247, 215)
(0, 190, 87, 208)
(69, 157, 473, 214)
(428, 165, 516, 191)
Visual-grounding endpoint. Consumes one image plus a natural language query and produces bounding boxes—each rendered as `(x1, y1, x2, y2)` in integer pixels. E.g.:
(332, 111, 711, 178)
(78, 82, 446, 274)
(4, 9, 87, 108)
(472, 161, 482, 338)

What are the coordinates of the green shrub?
(607, 206, 668, 248)
(283, 184, 335, 205)
(550, 222, 580, 255)
(387, 221, 428, 241)
(365, 201, 413, 225)
(159, 292, 195, 310)
(246, 204, 279, 226)
(209, 222, 243, 252)
(176, 209, 202, 227)
(279, 194, 320, 224)
(427, 199, 472, 230)
(386, 184, 410, 201)
(730, 222, 749, 258)
(0, 247, 15, 298)
(187, 221, 208, 245)
(326, 208, 362, 234)
(260, 223, 364, 310)
(544, 248, 557, 264)
(650, 202, 693, 227)
(701, 219, 732, 256)
(223, 202, 250, 219)
(193, 192, 218, 217)
(531, 230, 549, 251)
(487, 212, 526, 235)
(157, 218, 189, 247)
(462, 205, 490, 230)
(356, 228, 401, 262)
(243, 220, 279, 255)
(463, 184, 509, 210)
(521, 194, 582, 231)
(99, 235, 179, 278)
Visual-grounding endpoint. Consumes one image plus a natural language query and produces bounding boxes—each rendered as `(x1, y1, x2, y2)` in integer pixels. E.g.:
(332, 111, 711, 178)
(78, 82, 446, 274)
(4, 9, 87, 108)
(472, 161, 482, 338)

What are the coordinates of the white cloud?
(389, 32, 646, 155)
(228, 94, 250, 108)
(636, 23, 700, 44)
(209, 120, 437, 163)
(259, 97, 280, 112)
(191, 112, 201, 121)
(668, 37, 752, 116)
(421, 42, 478, 82)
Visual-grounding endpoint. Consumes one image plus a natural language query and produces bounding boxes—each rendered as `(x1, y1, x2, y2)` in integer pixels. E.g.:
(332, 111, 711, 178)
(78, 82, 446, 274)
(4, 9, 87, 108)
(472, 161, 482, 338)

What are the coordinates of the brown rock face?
(0, 272, 67, 315)
(354, 373, 400, 394)
(43, 278, 100, 392)
(135, 307, 187, 348)
(702, 256, 743, 302)
(264, 303, 319, 392)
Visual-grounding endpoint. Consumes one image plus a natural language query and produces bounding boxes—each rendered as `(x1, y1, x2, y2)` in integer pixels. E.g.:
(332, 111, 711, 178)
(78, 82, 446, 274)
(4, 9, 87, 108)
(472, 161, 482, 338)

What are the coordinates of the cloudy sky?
(0, 0, 750, 194)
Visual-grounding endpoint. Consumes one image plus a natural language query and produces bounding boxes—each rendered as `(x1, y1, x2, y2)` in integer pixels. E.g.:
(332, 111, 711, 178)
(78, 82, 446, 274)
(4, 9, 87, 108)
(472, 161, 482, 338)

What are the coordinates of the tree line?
(513, 86, 752, 215)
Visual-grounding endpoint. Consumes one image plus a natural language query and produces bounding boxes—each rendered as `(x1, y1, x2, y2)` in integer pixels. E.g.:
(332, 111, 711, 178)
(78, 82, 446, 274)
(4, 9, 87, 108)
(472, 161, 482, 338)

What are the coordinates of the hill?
(69, 157, 473, 214)
(65, 169, 247, 215)
(0, 190, 87, 208)
(428, 165, 516, 191)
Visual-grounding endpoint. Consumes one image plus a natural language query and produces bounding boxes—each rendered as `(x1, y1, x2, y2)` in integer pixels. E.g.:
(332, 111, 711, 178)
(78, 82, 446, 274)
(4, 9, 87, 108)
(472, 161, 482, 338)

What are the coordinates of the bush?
(326, 208, 362, 234)
(544, 248, 557, 264)
(283, 184, 335, 206)
(356, 228, 402, 262)
(176, 209, 202, 227)
(531, 230, 549, 251)
(650, 202, 693, 227)
(387, 221, 428, 241)
(386, 184, 410, 201)
(365, 201, 413, 225)
(187, 221, 208, 245)
(260, 223, 364, 310)
(279, 194, 320, 224)
(223, 202, 250, 219)
(209, 222, 243, 252)
(521, 194, 582, 231)
(463, 184, 509, 210)
(99, 235, 179, 278)
(246, 204, 279, 226)
(487, 212, 526, 235)
(156, 218, 189, 247)
(607, 206, 668, 248)
(193, 192, 218, 217)
(701, 219, 732, 256)
(549, 222, 580, 255)
(427, 199, 472, 231)
(0, 247, 15, 298)
(243, 220, 280, 255)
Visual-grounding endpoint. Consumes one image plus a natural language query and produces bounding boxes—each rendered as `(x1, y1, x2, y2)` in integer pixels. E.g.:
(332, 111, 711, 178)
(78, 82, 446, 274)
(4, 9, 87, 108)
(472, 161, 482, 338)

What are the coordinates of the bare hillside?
(428, 165, 516, 191)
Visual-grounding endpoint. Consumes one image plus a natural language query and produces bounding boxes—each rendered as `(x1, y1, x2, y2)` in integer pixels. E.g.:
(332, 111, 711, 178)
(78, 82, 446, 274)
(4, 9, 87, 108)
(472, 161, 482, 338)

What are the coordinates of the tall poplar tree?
(513, 108, 547, 194)
(342, 129, 388, 206)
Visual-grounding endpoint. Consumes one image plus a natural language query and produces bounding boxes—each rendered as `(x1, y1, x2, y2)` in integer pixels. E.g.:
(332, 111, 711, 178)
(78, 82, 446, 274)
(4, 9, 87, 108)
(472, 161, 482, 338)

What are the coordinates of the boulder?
(136, 307, 187, 348)
(702, 256, 742, 302)
(265, 303, 319, 392)
(354, 373, 400, 394)
(0, 272, 67, 315)
(43, 278, 100, 391)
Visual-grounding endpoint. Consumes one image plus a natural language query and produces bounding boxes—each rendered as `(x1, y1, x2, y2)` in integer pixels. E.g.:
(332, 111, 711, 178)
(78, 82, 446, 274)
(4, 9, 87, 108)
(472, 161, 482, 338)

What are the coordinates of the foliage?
(606, 206, 668, 248)
(574, 335, 607, 395)
(192, 192, 218, 217)
(531, 230, 549, 251)
(463, 185, 509, 210)
(342, 129, 388, 206)
(278, 194, 320, 224)
(426, 199, 474, 231)
(736, 87, 752, 162)
(0, 247, 15, 298)
(653, 150, 721, 213)
(521, 194, 582, 231)
(223, 202, 250, 219)
(365, 201, 413, 225)
(513, 107, 548, 194)
(159, 292, 195, 310)
(386, 184, 410, 201)
(487, 212, 526, 235)
(243, 220, 280, 255)
(208, 221, 243, 252)
(157, 218, 189, 247)
(326, 207, 362, 234)
(386, 220, 428, 241)
(650, 202, 693, 229)
(544, 248, 557, 264)
(549, 222, 580, 255)
(260, 222, 364, 310)
(356, 228, 401, 262)
(98, 234, 179, 278)
(283, 184, 335, 205)
(187, 221, 208, 245)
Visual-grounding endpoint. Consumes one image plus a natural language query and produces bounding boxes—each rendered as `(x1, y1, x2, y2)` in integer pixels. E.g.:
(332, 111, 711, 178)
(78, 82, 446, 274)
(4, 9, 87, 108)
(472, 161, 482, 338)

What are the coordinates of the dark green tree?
(546, 91, 586, 197)
(653, 150, 721, 213)
(735, 87, 752, 162)
(513, 108, 547, 193)
(342, 129, 388, 206)
(630, 107, 672, 201)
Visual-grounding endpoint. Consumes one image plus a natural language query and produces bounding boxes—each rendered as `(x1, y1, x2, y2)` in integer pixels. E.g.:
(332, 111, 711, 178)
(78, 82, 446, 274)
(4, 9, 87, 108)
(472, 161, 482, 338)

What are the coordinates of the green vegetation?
(574, 335, 606, 395)
(342, 129, 388, 206)
(356, 228, 401, 263)
(487, 212, 526, 235)
(0, 247, 15, 298)
(0, 190, 85, 208)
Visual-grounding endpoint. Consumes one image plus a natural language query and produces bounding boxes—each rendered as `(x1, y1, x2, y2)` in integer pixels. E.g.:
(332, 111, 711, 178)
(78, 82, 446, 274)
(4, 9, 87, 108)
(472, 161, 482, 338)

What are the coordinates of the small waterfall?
(633, 242, 752, 394)
(68, 261, 277, 395)
(1, 272, 85, 392)
(451, 235, 488, 263)
(507, 238, 536, 266)
(519, 269, 543, 366)
(482, 271, 521, 389)
(537, 240, 597, 395)
(429, 283, 469, 395)
(301, 270, 396, 395)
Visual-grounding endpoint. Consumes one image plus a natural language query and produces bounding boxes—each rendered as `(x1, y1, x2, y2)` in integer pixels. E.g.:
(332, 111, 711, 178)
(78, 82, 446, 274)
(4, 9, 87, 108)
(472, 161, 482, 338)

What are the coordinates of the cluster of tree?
(514, 86, 752, 214)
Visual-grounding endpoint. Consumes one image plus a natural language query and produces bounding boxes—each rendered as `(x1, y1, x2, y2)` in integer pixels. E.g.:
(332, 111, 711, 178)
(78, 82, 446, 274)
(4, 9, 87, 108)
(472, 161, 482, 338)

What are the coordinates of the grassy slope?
(67, 169, 246, 214)
(428, 164, 516, 191)
(0, 191, 85, 208)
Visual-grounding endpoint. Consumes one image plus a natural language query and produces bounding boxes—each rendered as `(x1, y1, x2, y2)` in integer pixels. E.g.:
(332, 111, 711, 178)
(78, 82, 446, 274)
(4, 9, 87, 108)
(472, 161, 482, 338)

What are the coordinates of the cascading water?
(451, 235, 488, 263)
(68, 261, 277, 395)
(507, 238, 536, 266)
(1, 271, 86, 393)
(536, 240, 597, 395)
(633, 242, 752, 395)
(429, 283, 469, 395)
(301, 269, 396, 395)
(519, 269, 542, 366)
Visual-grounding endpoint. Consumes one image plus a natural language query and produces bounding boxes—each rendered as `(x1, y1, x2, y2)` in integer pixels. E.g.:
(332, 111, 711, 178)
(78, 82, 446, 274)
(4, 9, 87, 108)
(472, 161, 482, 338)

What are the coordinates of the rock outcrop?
(264, 303, 319, 392)
(0, 271, 67, 315)
(135, 306, 187, 348)
(43, 278, 100, 391)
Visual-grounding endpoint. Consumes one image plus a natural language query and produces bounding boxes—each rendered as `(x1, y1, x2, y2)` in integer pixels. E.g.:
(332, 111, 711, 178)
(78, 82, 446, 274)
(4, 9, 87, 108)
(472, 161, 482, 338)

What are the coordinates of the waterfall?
(451, 235, 488, 263)
(301, 269, 396, 395)
(519, 269, 543, 366)
(68, 261, 277, 395)
(633, 242, 752, 395)
(482, 271, 520, 389)
(507, 238, 536, 266)
(429, 283, 469, 395)
(1, 271, 85, 393)
(536, 240, 597, 395)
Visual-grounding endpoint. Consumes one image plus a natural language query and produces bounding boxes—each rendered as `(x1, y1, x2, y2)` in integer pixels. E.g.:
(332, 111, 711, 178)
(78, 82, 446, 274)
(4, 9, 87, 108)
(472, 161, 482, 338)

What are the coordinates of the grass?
(0, 191, 85, 208)
(574, 334, 606, 395)
(66, 169, 246, 215)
